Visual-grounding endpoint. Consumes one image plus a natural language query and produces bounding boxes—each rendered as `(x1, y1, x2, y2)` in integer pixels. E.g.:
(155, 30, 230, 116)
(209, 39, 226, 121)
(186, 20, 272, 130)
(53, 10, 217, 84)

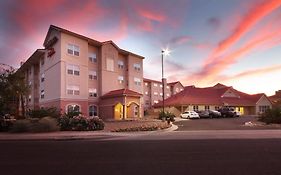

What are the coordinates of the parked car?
(180, 111, 200, 119)
(208, 110, 221, 118)
(218, 107, 239, 118)
(197, 110, 210, 118)
(0, 114, 16, 131)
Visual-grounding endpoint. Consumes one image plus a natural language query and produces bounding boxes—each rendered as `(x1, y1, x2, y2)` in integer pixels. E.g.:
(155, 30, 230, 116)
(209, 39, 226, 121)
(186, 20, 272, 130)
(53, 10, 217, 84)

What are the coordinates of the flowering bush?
(58, 115, 104, 131)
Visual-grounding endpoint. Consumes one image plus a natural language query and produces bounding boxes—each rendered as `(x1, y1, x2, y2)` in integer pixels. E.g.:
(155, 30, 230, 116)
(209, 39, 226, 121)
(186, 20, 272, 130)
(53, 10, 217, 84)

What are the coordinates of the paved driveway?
(175, 115, 281, 131)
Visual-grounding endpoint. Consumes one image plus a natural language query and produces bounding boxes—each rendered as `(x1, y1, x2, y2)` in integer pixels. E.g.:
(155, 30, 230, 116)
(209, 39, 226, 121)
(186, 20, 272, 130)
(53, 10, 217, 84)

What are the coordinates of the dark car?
(208, 110, 221, 118)
(218, 107, 239, 118)
(197, 110, 210, 118)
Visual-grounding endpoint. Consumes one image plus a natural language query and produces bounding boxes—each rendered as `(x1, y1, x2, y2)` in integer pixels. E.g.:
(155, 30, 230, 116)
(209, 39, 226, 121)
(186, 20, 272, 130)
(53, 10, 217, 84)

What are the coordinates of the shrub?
(159, 111, 176, 123)
(10, 117, 59, 133)
(10, 120, 31, 133)
(58, 115, 104, 131)
(27, 107, 60, 119)
(259, 107, 281, 124)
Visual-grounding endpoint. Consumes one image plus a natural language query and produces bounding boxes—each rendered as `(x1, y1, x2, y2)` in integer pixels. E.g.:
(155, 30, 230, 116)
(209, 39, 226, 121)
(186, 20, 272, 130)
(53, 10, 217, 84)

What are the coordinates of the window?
(134, 78, 141, 86)
(154, 83, 158, 87)
(145, 91, 148, 95)
(89, 88, 97, 97)
(67, 104, 80, 113)
(215, 106, 220, 110)
(259, 106, 270, 113)
(67, 85, 80, 95)
(118, 76, 124, 84)
(145, 100, 150, 105)
(133, 63, 141, 71)
(118, 60, 124, 69)
(67, 64, 80, 76)
(89, 105, 98, 116)
(145, 82, 148, 86)
(160, 84, 163, 88)
(160, 93, 163, 96)
(193, 105, 199, 111)
(89, 70, 97, 80)
(154, 92, 158, 96)
(89, 53, 97, 63)
(41, 73, 45, 82)
(67, 44, 79, 56)
(40, 90, 45, 99)
(167, 86, 170, 89)
(205, 106, 210, 110)
(28, 80, 32, 86)
(28, 95, 31, 102)
(180, 88, 183, 91)
(106, 58, 114, 71)
(41, 58, 45, 66)
(167, 93, 170, 97)
(154, 100, 159, 104)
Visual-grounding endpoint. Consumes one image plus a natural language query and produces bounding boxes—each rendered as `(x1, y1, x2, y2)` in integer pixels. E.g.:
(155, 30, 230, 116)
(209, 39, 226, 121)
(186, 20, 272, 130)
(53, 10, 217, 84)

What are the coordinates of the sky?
(0, 0, 281, 96)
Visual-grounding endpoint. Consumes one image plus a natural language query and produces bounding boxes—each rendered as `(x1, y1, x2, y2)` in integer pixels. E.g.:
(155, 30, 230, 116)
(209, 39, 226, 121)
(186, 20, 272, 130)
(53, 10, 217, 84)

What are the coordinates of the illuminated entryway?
(127, 102, 140, 118)
(114, 103, 123, 120)
(235, 107, 244, 115)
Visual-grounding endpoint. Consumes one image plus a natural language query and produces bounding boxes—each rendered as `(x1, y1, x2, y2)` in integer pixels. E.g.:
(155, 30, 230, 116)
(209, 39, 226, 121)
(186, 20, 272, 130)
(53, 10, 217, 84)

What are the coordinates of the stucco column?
(123, 95, 127, 120)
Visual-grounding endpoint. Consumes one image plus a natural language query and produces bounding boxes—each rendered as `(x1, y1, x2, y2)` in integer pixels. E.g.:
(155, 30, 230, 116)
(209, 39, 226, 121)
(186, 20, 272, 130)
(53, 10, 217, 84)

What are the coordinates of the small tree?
(0, 65, 29, 117)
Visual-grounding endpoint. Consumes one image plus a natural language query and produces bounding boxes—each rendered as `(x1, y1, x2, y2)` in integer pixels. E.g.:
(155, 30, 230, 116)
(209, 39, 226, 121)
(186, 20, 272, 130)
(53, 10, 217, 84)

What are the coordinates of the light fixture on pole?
(161, 49, 170, 114)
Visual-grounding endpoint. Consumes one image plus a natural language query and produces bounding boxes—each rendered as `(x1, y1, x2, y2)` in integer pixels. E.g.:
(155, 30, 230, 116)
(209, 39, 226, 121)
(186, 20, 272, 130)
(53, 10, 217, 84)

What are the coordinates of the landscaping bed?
(104, 119, 171, 132)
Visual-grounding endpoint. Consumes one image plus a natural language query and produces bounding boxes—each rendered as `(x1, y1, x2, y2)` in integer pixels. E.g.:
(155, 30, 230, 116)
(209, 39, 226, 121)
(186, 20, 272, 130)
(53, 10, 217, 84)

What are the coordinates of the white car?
(180, 111, 200, 119)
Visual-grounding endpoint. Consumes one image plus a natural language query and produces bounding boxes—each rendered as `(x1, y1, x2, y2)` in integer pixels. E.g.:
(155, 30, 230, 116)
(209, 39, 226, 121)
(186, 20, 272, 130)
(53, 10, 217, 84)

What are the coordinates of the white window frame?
(118, 60, 124, 69)
(154, 100, 159, 104)
(133, 63, 141, 71)
(89, 88, 97, 97)
(67, 44, 80, 56)
(134, 77, 141, 86)
(154, 92, 158, 96)
(89, 105, 98, 116)
(41, 73, 45, 82)
(89, 70, 97, 80)
(118, 76, 124, 84)
(66, 104, 80, 113)
(40, 90, 45, 99)
(154, 83, 158, 87)
(89, 53, 97, 63)
(67, 85, 80, 95)
(67, 64, 80, 76)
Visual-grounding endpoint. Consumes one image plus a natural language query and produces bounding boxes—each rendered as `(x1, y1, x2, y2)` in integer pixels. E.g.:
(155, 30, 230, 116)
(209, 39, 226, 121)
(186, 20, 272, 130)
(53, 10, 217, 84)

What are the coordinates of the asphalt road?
(175, 116, 281, 130)
(1, 138, 281, 175)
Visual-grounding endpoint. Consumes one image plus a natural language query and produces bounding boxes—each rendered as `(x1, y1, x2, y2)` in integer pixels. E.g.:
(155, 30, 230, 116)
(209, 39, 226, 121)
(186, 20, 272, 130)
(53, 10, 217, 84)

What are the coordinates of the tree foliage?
(0, 66, 29, 117)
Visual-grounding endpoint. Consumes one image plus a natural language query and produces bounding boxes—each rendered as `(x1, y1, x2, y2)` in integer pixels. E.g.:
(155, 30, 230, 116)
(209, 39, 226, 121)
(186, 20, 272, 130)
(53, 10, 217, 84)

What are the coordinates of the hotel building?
(19, 25, 144, 120)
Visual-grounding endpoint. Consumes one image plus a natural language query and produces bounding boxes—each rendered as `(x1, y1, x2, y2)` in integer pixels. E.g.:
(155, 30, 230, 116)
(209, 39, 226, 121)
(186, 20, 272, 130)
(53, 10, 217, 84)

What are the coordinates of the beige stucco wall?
(256, 95, 272, 114)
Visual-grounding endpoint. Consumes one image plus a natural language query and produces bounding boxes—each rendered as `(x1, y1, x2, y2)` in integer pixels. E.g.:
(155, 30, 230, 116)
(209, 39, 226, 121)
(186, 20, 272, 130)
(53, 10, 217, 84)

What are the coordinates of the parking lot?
(175, 116, 281, 131)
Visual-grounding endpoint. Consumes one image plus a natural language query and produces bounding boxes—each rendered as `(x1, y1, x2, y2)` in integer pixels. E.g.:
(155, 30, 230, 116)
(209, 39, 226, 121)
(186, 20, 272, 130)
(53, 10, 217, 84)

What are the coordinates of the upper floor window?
(118, 76, 124, 84)
(89, 53, 97, 63)
(154, 100, 159, 104)
(145, 91, 148, 95)
(134, 77, 141, 86)
(160, 84, 163, 88)
(67, 44, 80, 56)
(160, 93, 163, 96)
(145, 82, 148, 86)
(89, 88, 97, 97)
(154, 92, 158, 96)
(67, 64, 80, 76)
(28, 94, 32, 102)
(133, 63, 141, 71)
(167, 86, 170, 89)
(41, 73, 45, 82)
(154, 83, 158, 87)
(167, 93, 170, 97)
(118, 60, 124, 69)
(40, 90, 45, 99)
(67, 85, 80, 95)
(89, 70, 97, 80)
(106, 58, 114, 71)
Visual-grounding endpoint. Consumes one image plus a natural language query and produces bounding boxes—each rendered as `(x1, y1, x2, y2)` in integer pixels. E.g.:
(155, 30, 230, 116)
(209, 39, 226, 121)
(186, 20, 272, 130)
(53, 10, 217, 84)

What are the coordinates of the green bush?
(58, 115, 104, 131)
(10, 117, 59, 133)
(27, 107, 60, 119)
(158, 111, 176, 123)
(258, 107, 281, 124)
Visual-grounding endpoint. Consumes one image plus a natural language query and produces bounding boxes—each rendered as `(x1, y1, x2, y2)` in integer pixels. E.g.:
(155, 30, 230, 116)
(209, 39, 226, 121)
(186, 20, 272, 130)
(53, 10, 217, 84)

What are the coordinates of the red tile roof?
(101, 89, 142, 99)
(154, 83, 266, 108)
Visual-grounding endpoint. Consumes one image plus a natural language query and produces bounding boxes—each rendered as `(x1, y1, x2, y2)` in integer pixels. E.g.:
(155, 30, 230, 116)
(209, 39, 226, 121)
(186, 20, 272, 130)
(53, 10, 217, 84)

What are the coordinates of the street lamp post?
(161, 50, 165, 114)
